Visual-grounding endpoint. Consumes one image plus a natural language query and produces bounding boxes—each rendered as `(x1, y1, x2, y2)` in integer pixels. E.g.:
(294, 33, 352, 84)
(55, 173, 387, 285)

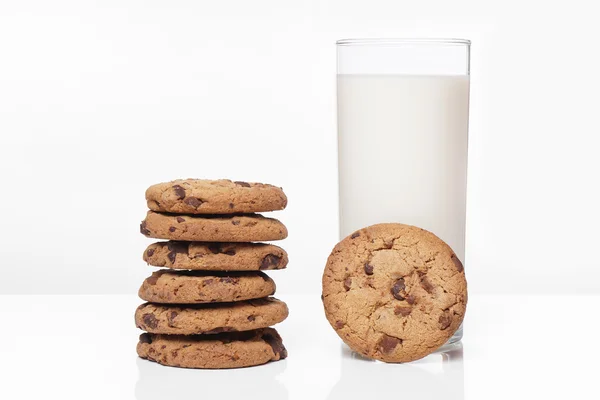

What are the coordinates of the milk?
(337, 74, 470, 261)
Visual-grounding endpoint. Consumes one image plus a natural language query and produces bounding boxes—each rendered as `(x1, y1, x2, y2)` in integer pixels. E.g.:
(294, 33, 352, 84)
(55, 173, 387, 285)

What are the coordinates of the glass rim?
(336, 38, 470, 46)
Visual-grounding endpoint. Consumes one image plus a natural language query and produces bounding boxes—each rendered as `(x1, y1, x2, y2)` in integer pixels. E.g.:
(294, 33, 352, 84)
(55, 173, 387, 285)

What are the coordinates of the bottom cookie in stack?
(137, 328, 287, 369)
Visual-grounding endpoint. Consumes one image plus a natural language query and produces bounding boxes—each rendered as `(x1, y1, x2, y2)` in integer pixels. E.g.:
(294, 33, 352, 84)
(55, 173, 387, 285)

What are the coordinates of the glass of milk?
(337, 38, 470, 344)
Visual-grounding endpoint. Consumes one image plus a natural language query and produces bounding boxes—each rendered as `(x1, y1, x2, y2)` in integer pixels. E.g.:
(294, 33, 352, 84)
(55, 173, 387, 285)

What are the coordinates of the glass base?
(434, 324, 463, 356)
(446, 323, 463, 345)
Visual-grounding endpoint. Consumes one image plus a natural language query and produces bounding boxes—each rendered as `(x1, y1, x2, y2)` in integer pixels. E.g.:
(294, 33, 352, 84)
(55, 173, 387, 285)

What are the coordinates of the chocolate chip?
(169, 226, 176, 232)
(231, 220, 240, 225)
(165, 311, 178, 327)
(205, 327, 236, 334)
(383, 239, 394, 249)
(378, 335, 402, 354)
(220, 277, 239, 285)
(351, 232, 360, 239)
(229, 203, 234, 209)
(452, 254, 464, 272)
(208, 243, 235, 256)
(176, 216, 185, 223)
(320, 294, 324, 301)
(420, 275, 435, 294)
(394, 306, 412, 316)
(183, 197, 203, 208)
(172, 185, 186, 199)
(171, 350, 179, 358)
(391, 278, 406, 300)
(406, 294, 416, 305)
(335, 320, 345, 329)
(146, 272, 161, 285)
(167, 252, 176, 263)
(343, 277, 352, 291)
(139, 333, 152, 344)
(260, 254, 282, 269)
(161, 345, 166, 349)
(166, 242, 187, 263)
(142, 313, 159, 329)
(247, 315, 256, 322)
(439, 311, 452, 330)
(167, 242, 187, 253)
(364, 263, 374, 275)
(262, 332, 287, 359)
(146, 248, 155, 258)
(140, 221, 151, 236)
(234, 181, 251, 187)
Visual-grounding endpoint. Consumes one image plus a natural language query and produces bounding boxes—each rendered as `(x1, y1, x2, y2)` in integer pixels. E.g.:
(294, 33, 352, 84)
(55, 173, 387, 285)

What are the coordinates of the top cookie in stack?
(145, 179, 287, 215)
(137, 179, 289, 369)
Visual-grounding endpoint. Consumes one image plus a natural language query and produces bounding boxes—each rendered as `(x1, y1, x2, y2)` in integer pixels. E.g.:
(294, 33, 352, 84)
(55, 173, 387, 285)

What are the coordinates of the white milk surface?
(337, 74, 470, 261)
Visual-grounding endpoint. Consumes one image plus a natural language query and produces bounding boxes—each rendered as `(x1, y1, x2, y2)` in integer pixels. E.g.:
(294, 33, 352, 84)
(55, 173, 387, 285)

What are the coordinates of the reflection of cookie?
(135, 297, 288, 335)
(140, 211, 287, 242)
(138, 270, 276, 304)
(143, 241, 288, 271)
(322, 223, 467, 363)
(135, 354, 288, 398)
(145, 179, 287, 215)
(137, 328, 287, 369)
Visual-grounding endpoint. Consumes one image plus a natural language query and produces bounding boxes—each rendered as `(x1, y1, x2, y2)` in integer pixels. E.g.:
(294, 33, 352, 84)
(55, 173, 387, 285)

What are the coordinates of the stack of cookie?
(135, 179, 289, 369)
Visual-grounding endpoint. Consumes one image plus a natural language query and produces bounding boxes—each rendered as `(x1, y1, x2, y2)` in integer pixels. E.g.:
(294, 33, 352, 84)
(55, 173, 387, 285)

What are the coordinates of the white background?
(1, 0, 599, 296)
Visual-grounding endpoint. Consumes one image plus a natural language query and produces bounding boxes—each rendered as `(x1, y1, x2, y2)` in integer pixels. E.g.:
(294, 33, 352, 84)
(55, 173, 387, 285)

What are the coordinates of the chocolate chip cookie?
(145, 179, 287, 215)
(137, 328, 287, 369)
(322, 223, 467, 363)
(143, 241, 288, 271)
(140, 211, 287, 242)
(135, 297, 288, 335)
(138, 270, 276, 304)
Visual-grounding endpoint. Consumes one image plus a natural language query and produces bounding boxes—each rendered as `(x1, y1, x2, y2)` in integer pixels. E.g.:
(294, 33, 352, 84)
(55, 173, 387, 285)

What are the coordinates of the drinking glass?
(337, 38, 471, 343)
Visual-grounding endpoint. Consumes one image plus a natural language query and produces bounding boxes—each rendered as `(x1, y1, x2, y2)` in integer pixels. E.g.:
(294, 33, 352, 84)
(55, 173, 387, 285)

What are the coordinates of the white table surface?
(1, 294, 598, 399)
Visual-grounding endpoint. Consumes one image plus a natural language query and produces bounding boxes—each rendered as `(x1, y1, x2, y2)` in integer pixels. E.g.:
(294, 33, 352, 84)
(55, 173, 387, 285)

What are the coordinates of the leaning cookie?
(138, 270, 276, 304)
(145, 179, 287, 215)
(322, 223, 467, 363)
(135, 297, 288, 335)
(144, 241, 288, 271)
(140, 211, 287, 242)
(137, 328, 287, 369)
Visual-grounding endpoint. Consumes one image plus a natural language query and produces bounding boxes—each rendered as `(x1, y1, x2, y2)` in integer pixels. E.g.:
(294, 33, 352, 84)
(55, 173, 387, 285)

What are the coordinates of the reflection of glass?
(135, 358, 288, 400)
(328, 343, 464, 400)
